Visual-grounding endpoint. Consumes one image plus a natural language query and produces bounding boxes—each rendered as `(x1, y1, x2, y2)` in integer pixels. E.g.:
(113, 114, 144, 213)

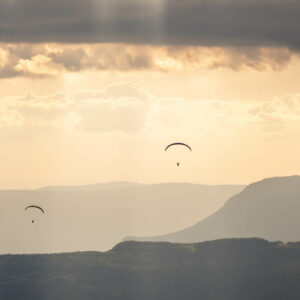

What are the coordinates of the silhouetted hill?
(0, 183, 243, 253)
(127, 176, 300, 243)
(1, 238, 300, 300)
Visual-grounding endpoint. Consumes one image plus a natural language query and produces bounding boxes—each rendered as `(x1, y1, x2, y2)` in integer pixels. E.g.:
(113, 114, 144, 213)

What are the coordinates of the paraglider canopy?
(25, 205, 45, 214)
(165, 143, 192, 152)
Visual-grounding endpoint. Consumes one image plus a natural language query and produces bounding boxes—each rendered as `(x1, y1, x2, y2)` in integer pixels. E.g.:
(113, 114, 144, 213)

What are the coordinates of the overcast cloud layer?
(0, 43, 294, 78)
(0, 0, 299, 49)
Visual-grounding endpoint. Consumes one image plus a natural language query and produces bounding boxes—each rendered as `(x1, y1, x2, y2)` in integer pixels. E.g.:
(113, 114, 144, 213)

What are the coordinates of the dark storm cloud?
(0, 0, 300, 49)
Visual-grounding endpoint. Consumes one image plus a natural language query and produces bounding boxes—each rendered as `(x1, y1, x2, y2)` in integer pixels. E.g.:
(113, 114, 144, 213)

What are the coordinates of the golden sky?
(1, 0, 300, 188)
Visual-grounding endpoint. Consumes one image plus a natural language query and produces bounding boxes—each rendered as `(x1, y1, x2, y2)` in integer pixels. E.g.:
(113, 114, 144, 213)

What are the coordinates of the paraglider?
(25, 205, 44, 223)
(165, 143, 192, 167)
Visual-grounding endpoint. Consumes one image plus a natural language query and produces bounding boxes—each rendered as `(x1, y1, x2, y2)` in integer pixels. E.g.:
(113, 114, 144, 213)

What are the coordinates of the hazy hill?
(0, 182, 242, 253)
(1, 238, 300, 300)
(127, 176, 300, 243)
(38, 181, 140, 191)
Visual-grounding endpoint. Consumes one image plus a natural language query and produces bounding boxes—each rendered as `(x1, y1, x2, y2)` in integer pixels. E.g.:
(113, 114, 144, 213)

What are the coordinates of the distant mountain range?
(126, 176, 300, 243)
(0, 182, 242, 253)
(1, 238, 300, 300)
(38, 181, 141, 191)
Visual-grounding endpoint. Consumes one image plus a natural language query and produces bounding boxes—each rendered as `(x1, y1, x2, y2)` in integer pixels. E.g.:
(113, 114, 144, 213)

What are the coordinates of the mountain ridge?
(37, 182, 243, 191)
(125, 175, 300, 243)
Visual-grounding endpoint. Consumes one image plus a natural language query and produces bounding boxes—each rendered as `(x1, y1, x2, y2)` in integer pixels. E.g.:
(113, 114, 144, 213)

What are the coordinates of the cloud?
(15, 54, 62, 76)
(0, 84, 150, 134)
(0, 0, 300, 51)
(1, 85, 300, 141)
(0, 43, 296, 78)
(72, 84, 149, 133)
(145, 97, 249, 139)
(0, 44, 156, 78)
(247, 95, 300, 132)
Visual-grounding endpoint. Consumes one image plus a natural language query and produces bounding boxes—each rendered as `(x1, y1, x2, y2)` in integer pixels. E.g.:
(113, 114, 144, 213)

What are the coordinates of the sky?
(1, 0, 300, 188)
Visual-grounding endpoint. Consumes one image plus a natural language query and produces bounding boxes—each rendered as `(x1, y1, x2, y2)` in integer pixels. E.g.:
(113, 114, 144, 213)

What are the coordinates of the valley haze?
(0, 182, 242, 254)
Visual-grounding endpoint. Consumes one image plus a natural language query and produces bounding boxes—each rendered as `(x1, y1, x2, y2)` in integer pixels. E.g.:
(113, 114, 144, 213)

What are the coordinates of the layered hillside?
(0, 238, 300, 300)
(128, 176, 300, 243)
